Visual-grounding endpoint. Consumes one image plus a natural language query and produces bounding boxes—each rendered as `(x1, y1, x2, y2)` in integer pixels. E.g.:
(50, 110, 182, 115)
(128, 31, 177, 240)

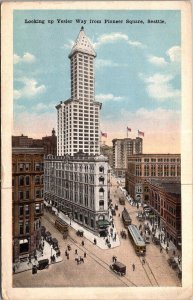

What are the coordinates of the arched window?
(99, 187, 104, 198)
(19, 176, 24, 186)
(99, 176, 104, 184)
(99, 166, 104, 173)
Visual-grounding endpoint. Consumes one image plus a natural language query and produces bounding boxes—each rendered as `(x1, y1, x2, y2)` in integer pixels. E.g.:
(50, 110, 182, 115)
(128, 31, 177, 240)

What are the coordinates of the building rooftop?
(69, 27, 96, 58)
(148, 179, 181, 195)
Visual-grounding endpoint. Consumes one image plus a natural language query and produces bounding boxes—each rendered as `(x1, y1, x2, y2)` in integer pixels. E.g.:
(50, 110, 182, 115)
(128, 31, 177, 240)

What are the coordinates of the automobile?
(110, 261, 126, 276)
(152, 236, 160, 245)
(144, 236, 151, 244)
(37, 259, 49, 270)
(76, 229, 84, 237)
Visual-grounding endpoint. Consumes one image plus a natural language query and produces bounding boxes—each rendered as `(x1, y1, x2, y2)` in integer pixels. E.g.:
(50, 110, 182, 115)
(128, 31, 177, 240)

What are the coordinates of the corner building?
(44, 153, 109, 234)
(56, 27, 101, 156)
(12, 148, 44, 262)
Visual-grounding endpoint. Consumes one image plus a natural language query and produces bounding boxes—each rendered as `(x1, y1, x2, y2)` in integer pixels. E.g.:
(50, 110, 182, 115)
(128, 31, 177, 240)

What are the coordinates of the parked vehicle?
(45, 231, 52, 243)
(119, 197, 125, 205)
(76, 230, 84, 237)
(37, 259, 49, 270)
(51, 237, 59, 250)
(110, 261, 126, 276)
(144, 236, 151, 244)
(152, 236, 160, 245)
(111, 208, 116, 216)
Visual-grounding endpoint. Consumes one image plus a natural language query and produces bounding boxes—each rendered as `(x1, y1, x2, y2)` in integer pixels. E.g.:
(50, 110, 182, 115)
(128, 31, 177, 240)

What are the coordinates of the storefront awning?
(97, 220, 110, 227)
(19, 239, 28, 244)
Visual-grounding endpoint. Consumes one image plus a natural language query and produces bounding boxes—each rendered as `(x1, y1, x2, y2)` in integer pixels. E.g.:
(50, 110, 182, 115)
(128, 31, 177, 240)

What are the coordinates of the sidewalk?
(13, 239, 62, 274)
(125, 196, 182, 272)
(51, 205, 121, 250)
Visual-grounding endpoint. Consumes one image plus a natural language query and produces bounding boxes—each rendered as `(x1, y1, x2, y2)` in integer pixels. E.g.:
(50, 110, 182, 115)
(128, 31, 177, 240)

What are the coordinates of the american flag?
(101, 131, 107, 138)
(127, 127, 131, 132)
(138, 130, 144, 137)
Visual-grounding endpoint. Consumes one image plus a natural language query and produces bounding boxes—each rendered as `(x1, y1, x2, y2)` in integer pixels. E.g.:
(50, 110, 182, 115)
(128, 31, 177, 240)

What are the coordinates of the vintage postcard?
(1, 1, 193, 299)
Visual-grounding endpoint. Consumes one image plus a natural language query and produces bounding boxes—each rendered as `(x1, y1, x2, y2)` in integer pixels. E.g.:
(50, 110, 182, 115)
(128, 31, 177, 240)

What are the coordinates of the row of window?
(17, 189, 43, 201)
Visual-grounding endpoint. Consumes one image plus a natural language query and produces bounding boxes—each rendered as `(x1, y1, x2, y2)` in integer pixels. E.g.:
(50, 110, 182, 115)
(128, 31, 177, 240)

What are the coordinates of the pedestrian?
(166, 247, 168, 254)
(142, 258, 145, 265)
(84, 252, 86, 258)
(65, 250, 68, 256)
(160, 247, 163, 253)
(118, 213, 120, 217)
(167, 241, 169, 248)
(132, 264, 135, 271)
(81, 240, 84, 247)
(75, 249, 77, 254)
(67, 253, 69, 260)
(112, 256, 115, 262)
(114, 256, 117, 263)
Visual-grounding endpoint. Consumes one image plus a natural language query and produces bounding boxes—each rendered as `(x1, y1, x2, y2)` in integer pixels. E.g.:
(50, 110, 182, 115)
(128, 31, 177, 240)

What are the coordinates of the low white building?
(44, 152, 110, 235)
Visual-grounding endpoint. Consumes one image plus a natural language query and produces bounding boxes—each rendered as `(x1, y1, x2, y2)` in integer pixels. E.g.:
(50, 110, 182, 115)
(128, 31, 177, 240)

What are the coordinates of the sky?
(13, 10, 181, 153)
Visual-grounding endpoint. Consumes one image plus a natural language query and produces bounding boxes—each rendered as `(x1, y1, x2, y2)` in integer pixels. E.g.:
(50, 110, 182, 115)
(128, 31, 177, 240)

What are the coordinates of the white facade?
(56, 27, 101, 156)
(44, 154, 109, 232)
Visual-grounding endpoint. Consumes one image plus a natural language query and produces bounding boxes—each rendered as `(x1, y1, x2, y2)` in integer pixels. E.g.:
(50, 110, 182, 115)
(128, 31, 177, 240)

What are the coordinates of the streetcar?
(55, 218, 69, 234)
(122, 208, 132, 228)
(128, 224, 146, 256)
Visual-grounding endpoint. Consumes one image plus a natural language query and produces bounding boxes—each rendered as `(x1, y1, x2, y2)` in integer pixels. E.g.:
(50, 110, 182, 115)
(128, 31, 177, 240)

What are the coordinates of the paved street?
(13, 175, 181, 287)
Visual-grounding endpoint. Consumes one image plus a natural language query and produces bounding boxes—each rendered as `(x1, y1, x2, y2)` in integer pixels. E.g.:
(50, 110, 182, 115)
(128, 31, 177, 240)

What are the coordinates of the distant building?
(12, 134, 33, 148)
(112, 137, 143, 177)
(44, 153, 109, 235)
(100, 144, 113, 168)
(12, 148, 44, 262)
(12, 129, 57, 156)
(147, 179, 181, 249)
(125, 153, 181, 203)
(56, 27, 101, 156)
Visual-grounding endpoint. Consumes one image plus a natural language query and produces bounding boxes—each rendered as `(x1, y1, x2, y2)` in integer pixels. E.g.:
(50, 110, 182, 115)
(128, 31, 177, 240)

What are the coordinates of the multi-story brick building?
(147, 179, 181, 248)
(112, 137, 143, 177)
(125, 153, 181, 203)
(44, 153, 109, 235)
(12, 148, 44, 262)
(12, 129, 57, 156)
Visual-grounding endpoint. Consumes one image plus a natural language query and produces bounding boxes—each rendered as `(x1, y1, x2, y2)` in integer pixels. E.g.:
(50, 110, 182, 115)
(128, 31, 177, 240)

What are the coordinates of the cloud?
(94, 32, 145, 49)
(148, 45, 181, 67)
(14, 52, 36, 64)
(96, 93, 124, 102)
(148, 56, 168, 66)
(14, 77, 46, 100)
(95, 58, 126, 69)
(166, 46, 181, 63)
(139, 73, 180, 101)
(62, 40, 74, 50)
(32, 102, 55, 112)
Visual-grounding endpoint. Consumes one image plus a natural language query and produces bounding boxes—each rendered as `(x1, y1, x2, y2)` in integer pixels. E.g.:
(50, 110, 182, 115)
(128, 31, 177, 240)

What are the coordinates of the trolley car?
(122, 208, 132, 228)
(55, 218, 69, 234)
(128, 224, 146, 256)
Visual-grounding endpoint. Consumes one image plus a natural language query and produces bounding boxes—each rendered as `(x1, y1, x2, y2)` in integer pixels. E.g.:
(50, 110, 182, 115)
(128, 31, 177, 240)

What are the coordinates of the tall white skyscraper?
(56, 27, 101, 156)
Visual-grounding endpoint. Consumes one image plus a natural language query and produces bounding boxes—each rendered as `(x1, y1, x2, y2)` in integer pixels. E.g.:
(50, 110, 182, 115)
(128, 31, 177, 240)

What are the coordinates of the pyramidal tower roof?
(69, 27, 96, 58)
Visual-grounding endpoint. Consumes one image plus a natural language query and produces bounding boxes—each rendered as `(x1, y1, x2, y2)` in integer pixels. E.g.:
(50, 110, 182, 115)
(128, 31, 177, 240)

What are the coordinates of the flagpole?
(127, 127, 128, 138)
